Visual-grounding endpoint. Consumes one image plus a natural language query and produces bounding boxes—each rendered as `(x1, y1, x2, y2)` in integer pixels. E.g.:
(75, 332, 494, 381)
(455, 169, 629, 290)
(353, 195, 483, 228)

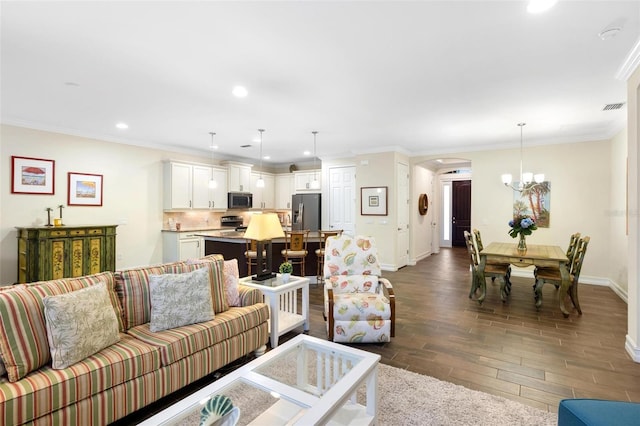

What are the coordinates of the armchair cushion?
(331, 292, 392, 343)
(326, 275, 379, 294)
(324, 236, 381, 277)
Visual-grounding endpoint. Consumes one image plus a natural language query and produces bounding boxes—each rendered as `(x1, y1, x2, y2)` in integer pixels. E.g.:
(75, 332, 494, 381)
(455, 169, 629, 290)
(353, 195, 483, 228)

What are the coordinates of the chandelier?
(501, 123, 544, 192)
(310, 131, 320, 190)
(256, 129, 265, 188)
(208, 132, 217, 189)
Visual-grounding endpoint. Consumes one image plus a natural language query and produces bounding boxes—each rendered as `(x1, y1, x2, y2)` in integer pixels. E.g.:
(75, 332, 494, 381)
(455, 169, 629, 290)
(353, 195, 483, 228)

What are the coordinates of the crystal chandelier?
(501, 123, 544, 192)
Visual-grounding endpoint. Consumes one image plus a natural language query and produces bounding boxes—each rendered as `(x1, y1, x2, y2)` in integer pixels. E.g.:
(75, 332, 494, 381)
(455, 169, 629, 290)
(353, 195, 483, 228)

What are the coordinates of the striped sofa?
(0, 255, 270, 425)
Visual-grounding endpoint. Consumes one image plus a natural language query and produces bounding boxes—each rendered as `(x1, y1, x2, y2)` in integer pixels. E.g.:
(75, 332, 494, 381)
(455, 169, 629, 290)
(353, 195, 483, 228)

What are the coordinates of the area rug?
(181, 363, 557, 425)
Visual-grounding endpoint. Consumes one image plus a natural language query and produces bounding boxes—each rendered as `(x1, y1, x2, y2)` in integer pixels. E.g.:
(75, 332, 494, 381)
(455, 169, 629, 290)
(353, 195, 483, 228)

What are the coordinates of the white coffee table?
(239, 274, 309, 348)
(139, 334, 380, 425)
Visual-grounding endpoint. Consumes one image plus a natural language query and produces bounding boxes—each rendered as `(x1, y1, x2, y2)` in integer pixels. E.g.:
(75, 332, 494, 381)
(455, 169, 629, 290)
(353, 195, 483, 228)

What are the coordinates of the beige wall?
(412, 136, 623, 290)
(0, 124, 220, 284)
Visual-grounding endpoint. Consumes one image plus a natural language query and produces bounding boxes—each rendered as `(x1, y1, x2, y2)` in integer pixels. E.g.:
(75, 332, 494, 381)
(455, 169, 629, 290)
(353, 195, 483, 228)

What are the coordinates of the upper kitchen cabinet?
(294, 170, 321, 192)
(224, 161, 252, 192)
(164, 161, 228, 210)
(250, 172, 275, 209)
(275, 174, 294, 209)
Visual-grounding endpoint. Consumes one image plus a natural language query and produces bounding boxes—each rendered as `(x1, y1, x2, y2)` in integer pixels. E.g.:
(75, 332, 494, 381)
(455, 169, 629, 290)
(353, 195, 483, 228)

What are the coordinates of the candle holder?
(58, 204, 65, 226)
(45, 208, 53, 227)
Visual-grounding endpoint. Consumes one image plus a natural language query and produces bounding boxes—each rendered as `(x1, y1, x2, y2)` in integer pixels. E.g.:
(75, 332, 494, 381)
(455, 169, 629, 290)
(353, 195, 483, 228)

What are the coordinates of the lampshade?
(244, 213, 284, 241)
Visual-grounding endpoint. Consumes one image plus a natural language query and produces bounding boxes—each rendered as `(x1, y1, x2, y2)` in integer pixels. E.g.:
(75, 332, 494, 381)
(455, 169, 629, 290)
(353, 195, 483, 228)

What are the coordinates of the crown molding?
(617, 37, 640, 81)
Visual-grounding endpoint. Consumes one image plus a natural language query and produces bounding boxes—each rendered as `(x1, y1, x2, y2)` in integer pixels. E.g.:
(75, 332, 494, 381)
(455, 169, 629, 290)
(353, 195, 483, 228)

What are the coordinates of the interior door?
(451, 180, 471, 247)
(329, 166, 356, 235)
(396, 162, 409, 268)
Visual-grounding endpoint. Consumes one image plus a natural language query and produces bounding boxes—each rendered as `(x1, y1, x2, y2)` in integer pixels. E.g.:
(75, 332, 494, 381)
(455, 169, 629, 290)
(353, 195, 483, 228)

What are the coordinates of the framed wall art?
(67, 172, 103, 206)
(11, 156, 55, 194)
(361, 186, 388, 216)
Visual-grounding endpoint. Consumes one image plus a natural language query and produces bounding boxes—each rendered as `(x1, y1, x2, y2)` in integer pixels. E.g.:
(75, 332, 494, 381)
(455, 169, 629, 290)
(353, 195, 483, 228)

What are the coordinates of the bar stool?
(244, 239, 265, 275)
(316, 230, 342, 285)
(281, 230, 310, 277)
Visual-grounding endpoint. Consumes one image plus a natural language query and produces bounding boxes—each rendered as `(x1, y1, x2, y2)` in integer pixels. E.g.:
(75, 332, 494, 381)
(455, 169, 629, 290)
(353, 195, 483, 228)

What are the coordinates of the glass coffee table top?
(140, 335, 380, 426)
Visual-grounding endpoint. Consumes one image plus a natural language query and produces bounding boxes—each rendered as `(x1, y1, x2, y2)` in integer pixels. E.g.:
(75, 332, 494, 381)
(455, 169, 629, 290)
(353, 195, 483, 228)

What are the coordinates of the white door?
(329, 166, 356, 235)
(397, 162, 410, 268)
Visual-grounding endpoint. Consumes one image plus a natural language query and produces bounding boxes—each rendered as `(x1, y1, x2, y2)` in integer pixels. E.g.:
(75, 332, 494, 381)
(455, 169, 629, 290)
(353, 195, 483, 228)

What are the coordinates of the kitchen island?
(199, 231, 323, 279)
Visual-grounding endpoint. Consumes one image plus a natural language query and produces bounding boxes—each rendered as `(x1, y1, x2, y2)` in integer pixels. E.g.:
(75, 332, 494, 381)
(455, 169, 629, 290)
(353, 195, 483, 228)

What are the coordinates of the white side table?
(240, 274, 310, 348)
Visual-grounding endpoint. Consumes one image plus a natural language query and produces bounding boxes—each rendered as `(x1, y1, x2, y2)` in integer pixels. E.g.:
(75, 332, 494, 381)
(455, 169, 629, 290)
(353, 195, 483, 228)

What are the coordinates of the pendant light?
(501, 123, 544, 192)
(208, 132, 217, 189)
(310, 130, 320, 190)
(256, 129, 265, 188)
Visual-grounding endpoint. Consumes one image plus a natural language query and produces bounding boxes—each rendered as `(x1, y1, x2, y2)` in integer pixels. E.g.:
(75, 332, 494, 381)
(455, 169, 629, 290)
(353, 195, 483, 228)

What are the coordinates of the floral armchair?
(323, 235, 395, 343)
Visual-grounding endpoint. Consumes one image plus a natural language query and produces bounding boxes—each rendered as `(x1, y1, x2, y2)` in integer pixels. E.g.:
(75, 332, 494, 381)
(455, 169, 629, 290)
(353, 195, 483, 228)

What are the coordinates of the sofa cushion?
(0, 273, 118, 382)
(149, 268, 214, 332)
(115, 265, 166, 330)
(43, 282, 121, 369)
(127, 303, 269, 365)
(0, 333, 161, 425)
(166, 255, 228, 313)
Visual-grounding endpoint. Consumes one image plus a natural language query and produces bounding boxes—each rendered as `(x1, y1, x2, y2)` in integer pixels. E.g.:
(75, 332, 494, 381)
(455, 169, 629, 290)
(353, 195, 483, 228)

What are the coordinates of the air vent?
(240, 144, 252, 148)
(603, 103, 625, 111)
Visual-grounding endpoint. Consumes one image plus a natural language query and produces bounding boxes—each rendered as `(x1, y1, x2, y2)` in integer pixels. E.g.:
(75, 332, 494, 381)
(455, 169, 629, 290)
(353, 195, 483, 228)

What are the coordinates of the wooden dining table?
(477, 242, 571, 317)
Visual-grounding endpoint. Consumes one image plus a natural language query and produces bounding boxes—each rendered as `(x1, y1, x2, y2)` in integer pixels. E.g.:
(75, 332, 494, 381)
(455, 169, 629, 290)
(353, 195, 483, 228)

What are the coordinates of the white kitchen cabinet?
(162, 232, 203, 262)
(251, 172, 275, 209)
(275, 174, 294, 209)
(226, 162, 252, 192)
(294, 170, 321, 192)
(164, 161, 228, 210)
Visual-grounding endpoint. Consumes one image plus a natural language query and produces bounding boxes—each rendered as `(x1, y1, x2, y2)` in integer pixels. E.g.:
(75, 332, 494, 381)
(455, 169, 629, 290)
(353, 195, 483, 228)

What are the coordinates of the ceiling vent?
(240, 144, 252, 148)
(603, 103, 625, 111)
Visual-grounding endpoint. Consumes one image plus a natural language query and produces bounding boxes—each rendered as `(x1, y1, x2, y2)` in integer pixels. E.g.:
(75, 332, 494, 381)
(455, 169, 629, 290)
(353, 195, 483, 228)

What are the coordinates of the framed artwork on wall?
(361, 186, 388, 216)
(11, 156, 55, 195)
(67, 172, 103, 206)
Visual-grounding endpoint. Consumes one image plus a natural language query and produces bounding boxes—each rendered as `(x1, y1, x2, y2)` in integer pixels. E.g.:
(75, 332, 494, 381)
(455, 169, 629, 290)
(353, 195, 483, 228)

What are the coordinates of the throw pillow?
(223, 259, 241, 307)
(166, 255, 229, 313)
(149, 267, 214, 332)
(43, 282, 121, 369)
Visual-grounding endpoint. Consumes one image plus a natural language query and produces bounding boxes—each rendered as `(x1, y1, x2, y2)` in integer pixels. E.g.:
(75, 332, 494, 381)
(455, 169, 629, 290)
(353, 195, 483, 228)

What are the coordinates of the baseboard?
(626, 335, 640, 362)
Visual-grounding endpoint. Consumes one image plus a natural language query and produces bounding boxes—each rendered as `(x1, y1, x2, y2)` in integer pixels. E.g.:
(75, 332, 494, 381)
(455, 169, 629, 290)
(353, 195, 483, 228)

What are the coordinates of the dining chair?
(315, 229, 343, 285)
(473, 228, 512, 294)
(465, 231, 511, 303)
(533, 232, 581, 289)
(281, 230, 310, 277)
(534, 236, 590, 314)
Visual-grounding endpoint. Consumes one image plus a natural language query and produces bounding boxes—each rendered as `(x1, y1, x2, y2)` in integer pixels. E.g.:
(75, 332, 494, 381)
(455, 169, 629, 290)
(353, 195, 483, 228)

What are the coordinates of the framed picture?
(11, 156, 55, 194)
(67, 172, 103, 206)
(361, 186, 388, 216)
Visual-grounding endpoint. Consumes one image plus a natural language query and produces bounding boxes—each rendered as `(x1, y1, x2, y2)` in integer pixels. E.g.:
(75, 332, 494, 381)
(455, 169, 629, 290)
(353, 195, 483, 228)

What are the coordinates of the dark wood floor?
(114, 247, 639, 423)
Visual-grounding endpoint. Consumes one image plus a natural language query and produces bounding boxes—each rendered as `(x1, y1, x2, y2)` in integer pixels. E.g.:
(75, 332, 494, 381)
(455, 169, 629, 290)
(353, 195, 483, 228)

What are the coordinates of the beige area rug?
(181, 363, 557, 425)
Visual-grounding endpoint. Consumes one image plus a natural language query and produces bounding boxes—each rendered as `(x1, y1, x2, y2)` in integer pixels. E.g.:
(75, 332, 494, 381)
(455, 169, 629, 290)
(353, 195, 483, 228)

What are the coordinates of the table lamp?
(244, 213, 285, 281)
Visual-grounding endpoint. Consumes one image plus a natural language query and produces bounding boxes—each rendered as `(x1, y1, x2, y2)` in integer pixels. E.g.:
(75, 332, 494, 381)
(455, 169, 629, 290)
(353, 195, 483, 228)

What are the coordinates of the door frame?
(437, 169, 472, 248)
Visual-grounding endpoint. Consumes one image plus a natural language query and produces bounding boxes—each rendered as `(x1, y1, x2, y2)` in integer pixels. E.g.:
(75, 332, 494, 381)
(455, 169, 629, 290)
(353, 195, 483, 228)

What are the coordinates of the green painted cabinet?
(16, 225, 117, 283)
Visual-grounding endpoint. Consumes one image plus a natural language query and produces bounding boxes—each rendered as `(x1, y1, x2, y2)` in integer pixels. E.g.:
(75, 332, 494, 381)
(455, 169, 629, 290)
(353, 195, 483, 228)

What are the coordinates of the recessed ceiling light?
(263, 155, 271, 160)
(209, 145, 218, 150)
(232, 86, 248, 98)
(303, 150, 311, 156)
(115, 122, 128, 129)
(599, 27, 622, 40)
(527, 0, 557, 14)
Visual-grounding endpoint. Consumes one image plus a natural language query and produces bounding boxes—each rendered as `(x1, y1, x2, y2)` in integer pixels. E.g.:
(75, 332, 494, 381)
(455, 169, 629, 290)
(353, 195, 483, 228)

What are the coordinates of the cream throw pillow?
(223, 259, 241, 307)
(149, 267, 214, 332)
(43, 282, 120, 369)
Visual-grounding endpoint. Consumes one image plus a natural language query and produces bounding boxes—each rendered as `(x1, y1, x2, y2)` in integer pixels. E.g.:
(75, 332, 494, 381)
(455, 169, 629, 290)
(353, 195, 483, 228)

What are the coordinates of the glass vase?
(517, 233, 527, 253)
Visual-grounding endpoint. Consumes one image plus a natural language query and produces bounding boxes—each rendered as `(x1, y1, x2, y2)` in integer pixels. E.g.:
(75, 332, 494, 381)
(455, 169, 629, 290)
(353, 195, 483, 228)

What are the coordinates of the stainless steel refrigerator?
(292, 193, 321, 231)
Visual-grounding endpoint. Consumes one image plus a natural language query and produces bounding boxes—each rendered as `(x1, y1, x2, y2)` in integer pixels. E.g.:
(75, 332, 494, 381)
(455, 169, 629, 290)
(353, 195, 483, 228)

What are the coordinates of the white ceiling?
(1, 1, 639, 166)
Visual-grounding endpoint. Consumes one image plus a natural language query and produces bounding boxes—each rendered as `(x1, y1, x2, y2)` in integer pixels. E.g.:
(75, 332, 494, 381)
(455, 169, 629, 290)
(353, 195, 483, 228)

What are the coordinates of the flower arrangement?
(278, 261, 293, 274)
(508, 214, 538, 238)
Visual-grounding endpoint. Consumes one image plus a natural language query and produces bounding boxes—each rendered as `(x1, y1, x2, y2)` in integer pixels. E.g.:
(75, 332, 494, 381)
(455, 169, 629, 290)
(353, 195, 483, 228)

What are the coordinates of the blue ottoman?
(558, 399, 640, 425)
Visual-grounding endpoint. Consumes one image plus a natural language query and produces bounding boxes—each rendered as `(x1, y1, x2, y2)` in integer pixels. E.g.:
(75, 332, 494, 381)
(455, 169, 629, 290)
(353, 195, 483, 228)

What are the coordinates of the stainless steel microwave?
(227, 192, 252, 209)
